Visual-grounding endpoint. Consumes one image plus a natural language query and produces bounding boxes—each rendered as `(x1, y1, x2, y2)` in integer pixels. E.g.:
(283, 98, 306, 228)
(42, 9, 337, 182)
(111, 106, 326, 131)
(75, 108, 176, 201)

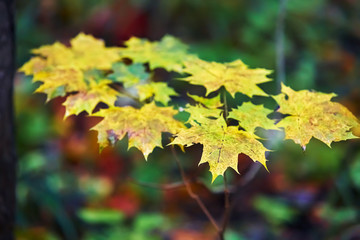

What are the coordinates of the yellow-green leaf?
(136, 82, 177, 105)
(228, 102, 278, 133)
(92, 103, 184, 159)
(183, 104, 222, 124)
(34, 68, 87, 101)
(121, 35, 195, 72)
(63, 80, 120, 118)
(187, 93, 223, 109)
(171, 117, 269, 181)
(182, 58, 272, 97)
(273, 84, 360, 148)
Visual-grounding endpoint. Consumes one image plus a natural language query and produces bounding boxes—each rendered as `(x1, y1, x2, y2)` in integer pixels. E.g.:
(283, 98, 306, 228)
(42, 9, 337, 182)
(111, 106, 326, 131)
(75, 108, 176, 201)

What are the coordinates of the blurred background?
(15, 0, 360, 239)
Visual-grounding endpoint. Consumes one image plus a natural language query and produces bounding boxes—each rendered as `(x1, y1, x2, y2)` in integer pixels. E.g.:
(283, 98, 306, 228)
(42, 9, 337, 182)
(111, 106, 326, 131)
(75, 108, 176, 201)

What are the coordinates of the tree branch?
(275, 0, 287, 92)
(171, 146, 221, 232)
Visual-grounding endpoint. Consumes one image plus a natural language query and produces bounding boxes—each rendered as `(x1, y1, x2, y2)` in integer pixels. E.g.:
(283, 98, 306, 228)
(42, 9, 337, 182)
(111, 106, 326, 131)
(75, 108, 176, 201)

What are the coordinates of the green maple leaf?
(182, 58, 272, 97)
(120, 35, 196, 72)
(136, 82, 178, 105)
(92, 103, 184, 159)
(171, 115, 269, 181)
(273, 84, 360, 148)
(228, 102, 278, 133)
(108, 62, 149, 88)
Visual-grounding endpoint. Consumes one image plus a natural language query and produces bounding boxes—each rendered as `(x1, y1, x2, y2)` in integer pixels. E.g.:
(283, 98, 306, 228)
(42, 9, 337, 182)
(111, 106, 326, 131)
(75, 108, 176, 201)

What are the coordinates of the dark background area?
(14, 0, 360, 239)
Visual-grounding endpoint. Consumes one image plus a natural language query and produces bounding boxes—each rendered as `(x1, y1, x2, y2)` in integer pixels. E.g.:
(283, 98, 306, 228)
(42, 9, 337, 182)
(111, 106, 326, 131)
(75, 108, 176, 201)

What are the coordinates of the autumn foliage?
(20, 33, 360, 181)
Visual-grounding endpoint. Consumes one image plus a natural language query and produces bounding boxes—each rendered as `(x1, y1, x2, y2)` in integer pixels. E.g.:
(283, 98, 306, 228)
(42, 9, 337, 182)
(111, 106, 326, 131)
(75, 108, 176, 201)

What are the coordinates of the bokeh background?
(15, 0, 360, 239)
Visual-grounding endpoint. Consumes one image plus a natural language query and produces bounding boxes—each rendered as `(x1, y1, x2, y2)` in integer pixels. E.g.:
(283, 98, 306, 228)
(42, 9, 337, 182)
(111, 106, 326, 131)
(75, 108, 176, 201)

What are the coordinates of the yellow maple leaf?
(187, 93, 223, 109)
(136, 82, 178, 105)
(91, 103, 184, 159)
(171, 116, 269, 182)
(19, 57, 48, 75)
(183, 104, 222, 124)
(63, 80, 120, 118)
(120, 35, 196, 72)
(22, 33, 120, 73)
(70, 33, 121, 70)
(273, 84, 360, 148)
(182, 58, 272, 97)
(34, 68, 87, 102)
(228, 102, 278, 134)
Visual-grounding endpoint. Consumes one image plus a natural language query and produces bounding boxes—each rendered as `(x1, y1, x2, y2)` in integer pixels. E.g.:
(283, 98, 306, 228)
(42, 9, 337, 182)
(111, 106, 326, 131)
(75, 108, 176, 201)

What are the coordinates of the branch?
(171, 146, 221, 232)
(275, 0, 287, 91)
(219, 172, 231, 238)
(128, 177, 187, 191)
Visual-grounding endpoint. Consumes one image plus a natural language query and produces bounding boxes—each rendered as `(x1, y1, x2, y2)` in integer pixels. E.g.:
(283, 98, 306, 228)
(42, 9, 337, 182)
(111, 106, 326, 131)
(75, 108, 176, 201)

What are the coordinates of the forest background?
(14, 0, 360, 239)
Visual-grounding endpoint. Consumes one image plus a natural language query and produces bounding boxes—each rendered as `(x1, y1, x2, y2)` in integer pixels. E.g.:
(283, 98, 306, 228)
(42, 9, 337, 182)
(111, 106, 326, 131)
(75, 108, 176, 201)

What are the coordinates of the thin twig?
(128, 177, 187, 191)
(220, 172, 231, 238)
(171, 146, 220, 232)
(275, 0, 287, 92)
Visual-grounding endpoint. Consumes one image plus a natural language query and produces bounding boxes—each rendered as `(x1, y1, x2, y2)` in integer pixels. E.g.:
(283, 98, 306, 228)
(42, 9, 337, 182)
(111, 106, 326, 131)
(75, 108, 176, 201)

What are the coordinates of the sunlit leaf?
(92, 103, 184, 159)
(182, 58, 272, 97)
(121, 35, 196, 72)
(171, 117, 269, 181)
(63, 80, 120, 118)
(273, 84, 360, 148)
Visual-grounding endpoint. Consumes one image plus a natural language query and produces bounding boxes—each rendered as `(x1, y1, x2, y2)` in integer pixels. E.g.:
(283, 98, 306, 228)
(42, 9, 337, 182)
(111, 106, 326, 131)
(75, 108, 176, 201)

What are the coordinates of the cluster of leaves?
(20, 33, 360, 181)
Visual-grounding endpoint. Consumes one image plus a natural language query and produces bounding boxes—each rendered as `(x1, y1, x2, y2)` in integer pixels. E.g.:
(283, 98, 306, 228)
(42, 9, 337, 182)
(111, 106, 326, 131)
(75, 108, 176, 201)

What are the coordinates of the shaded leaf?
(78, 208, 124, 224)
(109, 62, 149, 88)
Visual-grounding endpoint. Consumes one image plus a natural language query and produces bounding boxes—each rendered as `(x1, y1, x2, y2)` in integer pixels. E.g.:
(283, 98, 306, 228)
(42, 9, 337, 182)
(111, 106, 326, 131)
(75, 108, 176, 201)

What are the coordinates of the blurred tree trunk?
(0, 0, 16, 239)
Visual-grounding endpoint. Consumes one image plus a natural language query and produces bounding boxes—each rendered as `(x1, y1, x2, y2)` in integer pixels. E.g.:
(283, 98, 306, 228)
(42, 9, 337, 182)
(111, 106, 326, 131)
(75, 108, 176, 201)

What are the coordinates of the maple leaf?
(273, 84, 360, 148)
(63, 80, 120, 118)
(121, 35, 196, 72)
(182, 58, 272, 97)
(92, 103, 184, 159)
(171, 117, 269, 181)
(34, 68, 87, 101)
(183, 104, 222, 124)
(228, 102, 278, 133)
(108, 62, 149, 88)
(22, 33, 120, 72)
(136, 82, 178, 105)
(19, 57, 48, 75)
(187, 93, 223, 109)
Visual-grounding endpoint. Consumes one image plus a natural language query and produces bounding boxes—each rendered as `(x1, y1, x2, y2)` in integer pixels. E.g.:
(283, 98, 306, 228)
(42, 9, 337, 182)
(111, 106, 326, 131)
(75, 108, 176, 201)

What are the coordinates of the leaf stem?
(222, 89, 228, 120)
(219, 172, 231, 239)
(171, 146, 221, 233)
